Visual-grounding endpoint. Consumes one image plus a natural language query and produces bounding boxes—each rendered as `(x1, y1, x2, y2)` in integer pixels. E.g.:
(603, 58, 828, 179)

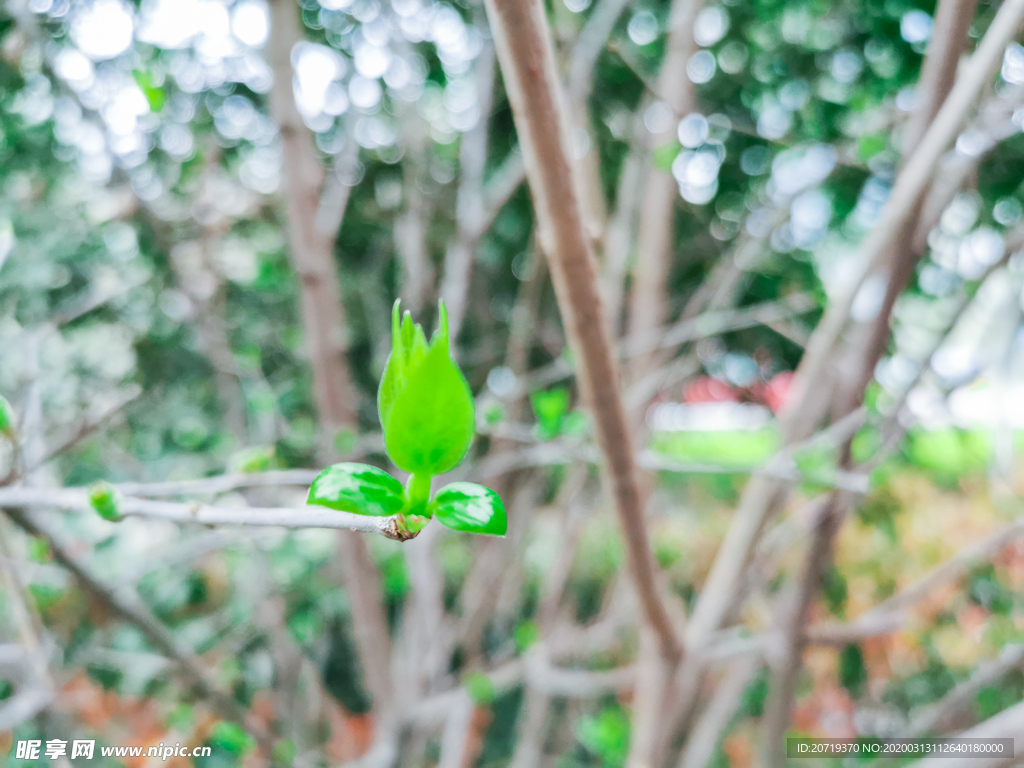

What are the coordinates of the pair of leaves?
(308, 301, 506, 537)
(308, 463, 506, 536)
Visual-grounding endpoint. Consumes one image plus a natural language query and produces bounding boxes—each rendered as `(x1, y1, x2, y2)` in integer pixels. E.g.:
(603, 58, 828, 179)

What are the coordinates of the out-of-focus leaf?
(839, 644, 867, 698)
(513, 620, 540, 652)
(577, 706, 630, 767)
(209, 721, 255, 754)
(463, 670, 495, 704)
(132, 70, 166, 111)
(273, 739, 297, 767)
(652, 141, 682, 171)
(0, 394, 13, 439)
(88, 482, 122, 522)
(231, 445, 275, 473)
(530, 387, 569, 440)
(333, 427, 358, 455)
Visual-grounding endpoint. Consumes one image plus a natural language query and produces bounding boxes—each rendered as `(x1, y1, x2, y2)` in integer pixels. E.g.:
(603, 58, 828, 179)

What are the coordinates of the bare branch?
(437, 691, 477, 768)
(445, 0, 634, 339)
(526, 651, 636, 697)
(834, 0, 981, 425)
(481, 150, 527, 232)
(315, 137, 361, 237)
(395, 108, 436, 314)
(761, 491, 851, 768)
(567, 0, 634, 103)
(508, 683, 550, 768)
(906, 643, 1024, 737)
(169, 231, 248, 442)
(626, 0, 705, 379)
(762, 0, 986, 726)
(440, 31, 497, 338)
(621, 293, 818, 359)
(268, 0, 359, 435)
(0, 521, 54, 727)
(483, 0, 682, 660)
(906, 698, 1024, 768)
(515, 294, 814, 406)
(0, 485, 421, 539)
(677, 654, 760, 768)
(600, 135, 646, 335)
(810, 511, 1024, 645)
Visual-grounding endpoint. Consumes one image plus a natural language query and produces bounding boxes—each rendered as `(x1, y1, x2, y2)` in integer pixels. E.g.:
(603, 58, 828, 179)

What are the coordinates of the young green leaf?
(88, 482, 122, 522)
(463, 670, 496, 704)
(230, 445, 275, 474)
(378, 300, 475, 476)
(308, 463, 406, 517)
(210, 722, 255, 755)
(333, 427, 358, 455)
(651, 140, 682, 171)
(530, 387, 569, 440)
(0, 394, 14, 440)
(513, 619, 540, 652)
(430, 482, 506, 536)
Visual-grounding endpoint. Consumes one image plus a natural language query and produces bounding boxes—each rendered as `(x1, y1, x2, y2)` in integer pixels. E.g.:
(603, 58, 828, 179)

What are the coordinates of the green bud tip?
(88, 482, 122, 522)
(0, 395, 14, 439)
(378, 299, 474, 477)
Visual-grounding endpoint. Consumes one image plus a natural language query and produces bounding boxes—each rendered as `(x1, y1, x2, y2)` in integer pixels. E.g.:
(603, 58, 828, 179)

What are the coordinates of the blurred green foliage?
(2, 0, 1024, 762)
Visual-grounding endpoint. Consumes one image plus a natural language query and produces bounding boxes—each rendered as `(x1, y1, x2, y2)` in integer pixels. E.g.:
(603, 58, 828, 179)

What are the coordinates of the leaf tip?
(391, 298, 402, 345)
(437, 300, 450, 344)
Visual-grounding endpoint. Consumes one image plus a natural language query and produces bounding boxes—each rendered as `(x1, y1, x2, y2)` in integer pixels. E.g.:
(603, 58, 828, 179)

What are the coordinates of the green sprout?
(88, 481, 123, 522)
(307, 300, 505, 539)
(0, 394, 15, 440)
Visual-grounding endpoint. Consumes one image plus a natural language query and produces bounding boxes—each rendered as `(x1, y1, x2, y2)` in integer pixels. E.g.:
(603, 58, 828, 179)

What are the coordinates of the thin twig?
(440, 23, 497, 338)
(28, 386, 142, 472)
(0, 486, 421, 540)
(677, 654, 760, 768)
(267, 0, 359, 435)
(516, 295, 815, 403)
(0, 519, 54, 727)
(906, 644, 1024, 737)
(436, 691, 477, 768)
(905, 698, 1024, 768)
(809, 511, 1024, 645)
(780, 0, 1024, 444)
(626, 0, 705, 382)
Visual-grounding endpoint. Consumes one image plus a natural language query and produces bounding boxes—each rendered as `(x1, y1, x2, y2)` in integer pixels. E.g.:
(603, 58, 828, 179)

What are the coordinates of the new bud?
(88, 482, 122, 522)
(0, 395, 14, 440)
(377, 300, 475, 476)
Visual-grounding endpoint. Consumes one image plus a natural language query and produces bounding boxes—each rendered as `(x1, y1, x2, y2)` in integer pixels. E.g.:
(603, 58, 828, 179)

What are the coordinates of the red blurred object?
(761, 371, 795, 413)
(683, 376, 738, 403)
